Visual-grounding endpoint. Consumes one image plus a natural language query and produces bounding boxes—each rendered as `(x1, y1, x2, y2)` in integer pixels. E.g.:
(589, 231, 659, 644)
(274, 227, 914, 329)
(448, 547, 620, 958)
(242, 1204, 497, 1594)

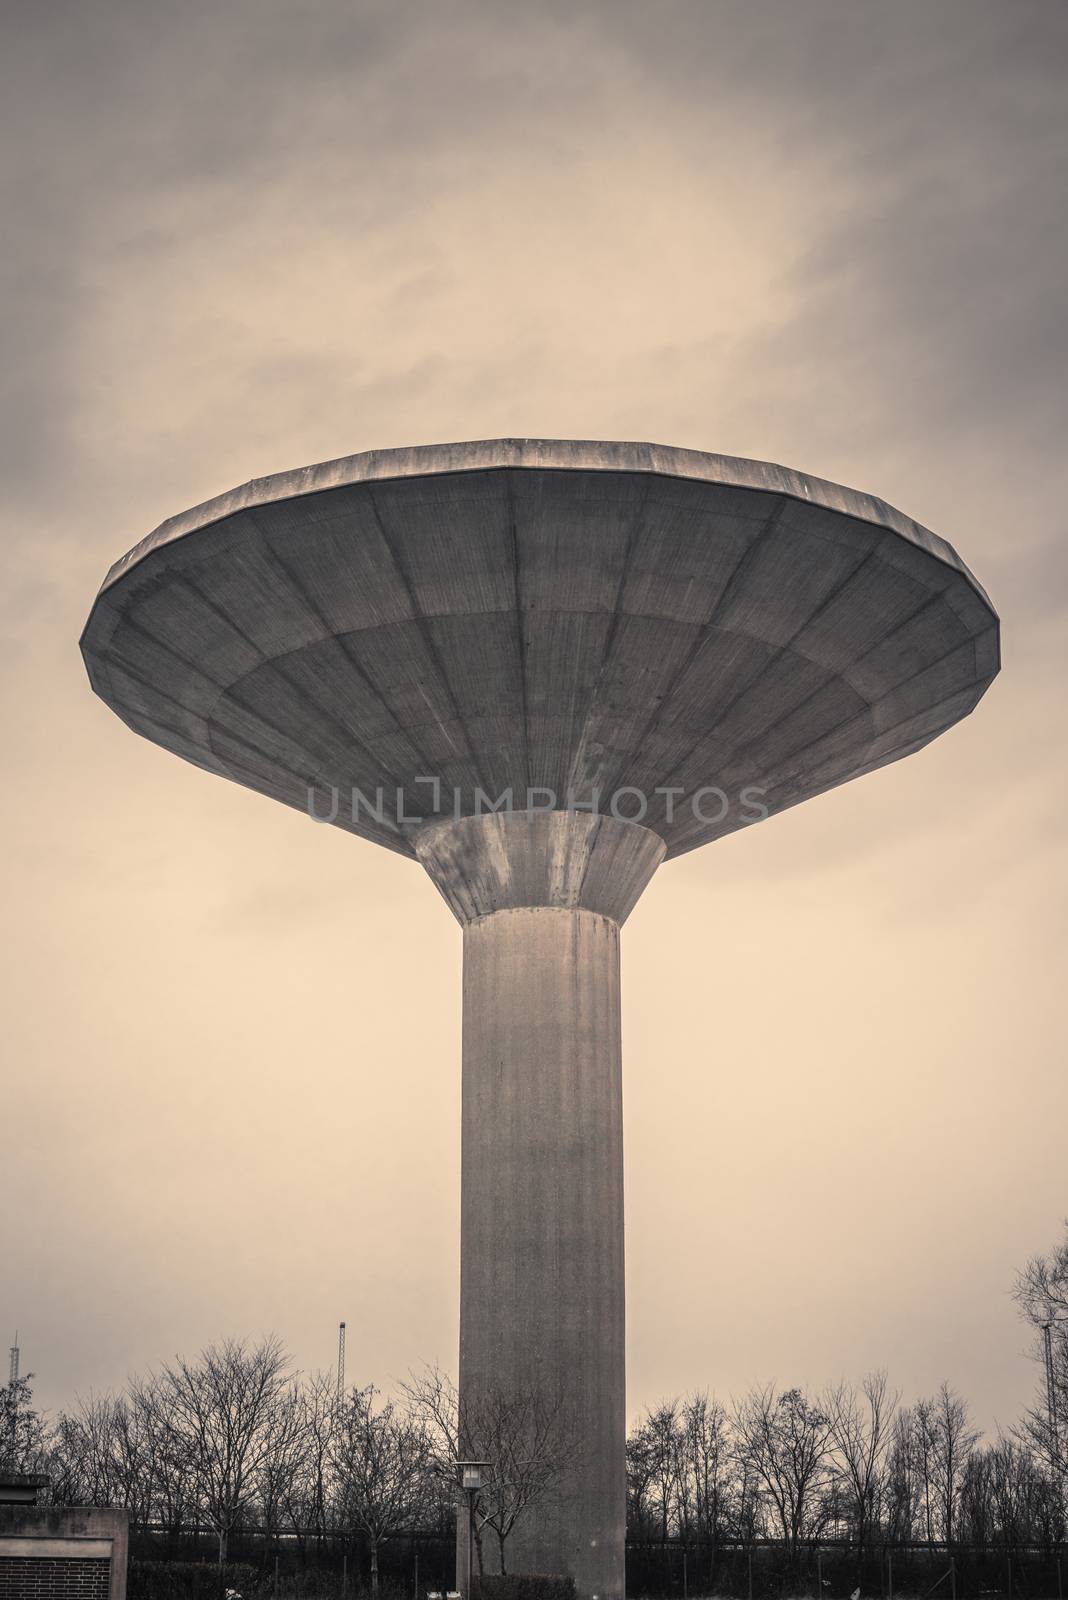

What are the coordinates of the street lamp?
(455, 1461, 492, 1598)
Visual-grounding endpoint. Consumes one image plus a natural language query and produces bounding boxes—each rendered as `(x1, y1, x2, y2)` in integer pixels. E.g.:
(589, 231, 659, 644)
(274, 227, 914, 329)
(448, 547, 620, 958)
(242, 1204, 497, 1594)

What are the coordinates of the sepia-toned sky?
(2, 0, 1066, 1440)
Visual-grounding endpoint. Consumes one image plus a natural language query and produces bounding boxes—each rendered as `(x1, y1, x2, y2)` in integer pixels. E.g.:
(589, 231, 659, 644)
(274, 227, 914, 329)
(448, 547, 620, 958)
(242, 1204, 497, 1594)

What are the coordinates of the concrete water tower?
(81, 439, 999, 1600)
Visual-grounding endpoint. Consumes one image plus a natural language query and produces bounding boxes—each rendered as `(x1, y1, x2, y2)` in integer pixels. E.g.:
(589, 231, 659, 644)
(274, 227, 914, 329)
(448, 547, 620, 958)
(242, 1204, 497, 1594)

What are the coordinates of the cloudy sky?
(2, 0, 1066, 1440)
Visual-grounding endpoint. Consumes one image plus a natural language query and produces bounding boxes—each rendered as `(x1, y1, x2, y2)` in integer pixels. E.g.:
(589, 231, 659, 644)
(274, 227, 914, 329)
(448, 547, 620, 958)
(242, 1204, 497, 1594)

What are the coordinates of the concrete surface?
(421, 810, 663, 1600)
(80, 439, 1000, 860)
(0, 1506, 128, 1600)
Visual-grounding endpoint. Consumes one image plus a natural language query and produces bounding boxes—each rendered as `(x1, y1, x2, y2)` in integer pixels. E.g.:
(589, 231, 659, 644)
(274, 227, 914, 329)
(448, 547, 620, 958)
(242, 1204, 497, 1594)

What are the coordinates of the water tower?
(81, 439, 999, 1599)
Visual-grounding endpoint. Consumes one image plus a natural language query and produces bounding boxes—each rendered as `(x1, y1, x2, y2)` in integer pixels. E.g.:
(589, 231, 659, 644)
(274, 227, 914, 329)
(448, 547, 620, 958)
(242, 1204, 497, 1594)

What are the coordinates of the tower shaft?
(417, 810, 664, 1600)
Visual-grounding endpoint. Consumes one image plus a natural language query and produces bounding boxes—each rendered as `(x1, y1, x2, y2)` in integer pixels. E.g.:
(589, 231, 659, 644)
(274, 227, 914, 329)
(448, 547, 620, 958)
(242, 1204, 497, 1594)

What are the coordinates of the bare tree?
(884, 1405, 922, 1546)
(0, 1374, 50, 1475)
(108, 1392, 159, 1528)
(731, 1385, 832, 1563)
(913, 1396, 939, 1546)
(157, 1336, 295, 1566)
(936, 1382, 978, 1544)
(332, 1384, 429, 1597)
(627, 1418, 661, 1542)
(959, 1443, 995, 1548)
(729, 1455, 763, 1545)
(127, 1372, 195, 1536)
(400, 1365, 460, 1484)
(681, 1392, 730, 1566)
(1014, 1225, 1068, 1324)
(403, 1365, 582, 1576)
(49, 1395, 122, 1504)
(283, 1371, 338, 1556)
(826, 1370, 898, 1564)
(635, 1401, 682, 1549)
(256, 1379, 306, 1547)
(958, 1437, 1065, 1552)
(462, 1383, 583, 1576)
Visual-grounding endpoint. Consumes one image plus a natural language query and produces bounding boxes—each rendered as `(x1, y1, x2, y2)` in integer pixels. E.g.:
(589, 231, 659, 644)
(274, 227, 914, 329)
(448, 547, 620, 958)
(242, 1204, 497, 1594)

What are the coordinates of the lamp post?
(455, 1461, 492, 1598)
(1041, 1308, 1067, 1590)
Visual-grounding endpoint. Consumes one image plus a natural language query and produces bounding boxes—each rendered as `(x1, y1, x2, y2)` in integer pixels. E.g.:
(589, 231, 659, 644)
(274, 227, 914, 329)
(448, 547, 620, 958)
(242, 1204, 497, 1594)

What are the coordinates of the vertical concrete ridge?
(413, 808, 666, 925)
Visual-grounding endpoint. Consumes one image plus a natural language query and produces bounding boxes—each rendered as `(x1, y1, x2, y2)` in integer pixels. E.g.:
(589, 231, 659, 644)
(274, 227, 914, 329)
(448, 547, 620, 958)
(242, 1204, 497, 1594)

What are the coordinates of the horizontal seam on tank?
(462, 905, 624, 930)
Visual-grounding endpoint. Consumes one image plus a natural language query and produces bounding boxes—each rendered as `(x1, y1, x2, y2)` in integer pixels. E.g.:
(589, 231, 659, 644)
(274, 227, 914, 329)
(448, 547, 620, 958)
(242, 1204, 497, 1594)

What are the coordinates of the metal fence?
(625, 1539, 1067, 1600)
(126, 1531, 1068, 1600)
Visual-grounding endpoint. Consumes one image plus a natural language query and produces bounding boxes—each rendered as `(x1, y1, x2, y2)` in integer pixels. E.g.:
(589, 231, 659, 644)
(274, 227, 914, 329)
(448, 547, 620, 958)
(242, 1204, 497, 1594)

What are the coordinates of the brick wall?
(0, 1556, 112, 1599)
(0, 1507, 127, 1600)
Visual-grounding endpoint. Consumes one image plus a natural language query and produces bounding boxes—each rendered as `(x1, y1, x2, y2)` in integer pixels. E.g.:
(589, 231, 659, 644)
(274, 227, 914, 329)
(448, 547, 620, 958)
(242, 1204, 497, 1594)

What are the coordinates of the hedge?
(476, 1576, 576, 1600)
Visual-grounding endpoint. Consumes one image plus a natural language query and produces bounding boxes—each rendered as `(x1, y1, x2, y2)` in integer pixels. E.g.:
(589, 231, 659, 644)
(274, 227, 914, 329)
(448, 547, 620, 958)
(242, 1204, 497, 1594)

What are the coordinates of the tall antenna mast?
(336, 1321, 346, 1409)
(1042, 1319, 1061, 1469)
(7, 1333, 18, 1455)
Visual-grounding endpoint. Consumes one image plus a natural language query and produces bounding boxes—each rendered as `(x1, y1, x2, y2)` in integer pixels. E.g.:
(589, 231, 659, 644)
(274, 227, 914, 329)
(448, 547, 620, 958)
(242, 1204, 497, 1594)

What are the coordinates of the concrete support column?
(415, 811, 665, 1600)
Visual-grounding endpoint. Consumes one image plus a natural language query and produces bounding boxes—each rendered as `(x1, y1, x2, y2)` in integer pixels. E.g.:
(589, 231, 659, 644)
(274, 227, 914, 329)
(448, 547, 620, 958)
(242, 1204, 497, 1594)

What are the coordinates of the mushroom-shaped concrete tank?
(81, 439, 1000, 1600)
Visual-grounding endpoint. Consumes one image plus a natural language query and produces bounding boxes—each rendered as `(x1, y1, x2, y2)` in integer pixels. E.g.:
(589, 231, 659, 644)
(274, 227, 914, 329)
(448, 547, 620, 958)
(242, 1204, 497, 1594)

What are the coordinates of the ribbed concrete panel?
(81, 440, 999, 857)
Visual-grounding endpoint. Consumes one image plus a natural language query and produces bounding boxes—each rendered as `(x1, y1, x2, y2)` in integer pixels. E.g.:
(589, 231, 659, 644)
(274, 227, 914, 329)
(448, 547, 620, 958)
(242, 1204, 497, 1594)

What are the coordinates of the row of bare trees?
(42, 1340, 437, 1580)
(623, 1224, 1068, 1566)
(0, 1346, 574, 1588)
(5, 1361, 1062, 1576)
(2, 1228, 1065, 1584)
(628, 1375, 1062, 1561)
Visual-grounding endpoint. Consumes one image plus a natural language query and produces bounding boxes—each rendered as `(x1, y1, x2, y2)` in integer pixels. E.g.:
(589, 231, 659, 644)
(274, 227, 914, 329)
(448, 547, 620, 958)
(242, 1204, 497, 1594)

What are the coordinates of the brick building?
(0, 1476, 128, 1600)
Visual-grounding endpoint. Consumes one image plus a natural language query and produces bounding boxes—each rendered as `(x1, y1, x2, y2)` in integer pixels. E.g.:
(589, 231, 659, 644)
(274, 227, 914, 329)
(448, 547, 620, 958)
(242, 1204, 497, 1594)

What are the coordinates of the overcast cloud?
(1, 0, 1065, 1438)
